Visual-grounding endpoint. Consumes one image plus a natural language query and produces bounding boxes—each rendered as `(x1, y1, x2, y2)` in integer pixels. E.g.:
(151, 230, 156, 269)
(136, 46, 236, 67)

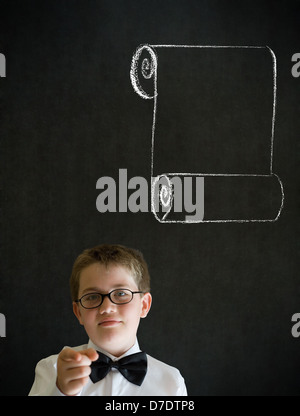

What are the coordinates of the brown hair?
(70, 244, 151, 301)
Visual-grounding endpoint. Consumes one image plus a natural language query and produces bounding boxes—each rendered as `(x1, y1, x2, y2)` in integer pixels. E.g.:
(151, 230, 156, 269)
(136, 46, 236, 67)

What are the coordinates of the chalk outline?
(130, 44, 284, 223)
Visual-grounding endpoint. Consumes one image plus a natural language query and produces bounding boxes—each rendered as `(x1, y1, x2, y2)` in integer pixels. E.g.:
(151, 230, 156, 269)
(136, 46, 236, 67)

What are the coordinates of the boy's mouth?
(98, 318, 122, 327)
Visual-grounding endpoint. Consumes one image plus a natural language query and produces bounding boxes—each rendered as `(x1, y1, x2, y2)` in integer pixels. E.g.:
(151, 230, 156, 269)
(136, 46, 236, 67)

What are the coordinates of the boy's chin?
(91, 327, 129, 354)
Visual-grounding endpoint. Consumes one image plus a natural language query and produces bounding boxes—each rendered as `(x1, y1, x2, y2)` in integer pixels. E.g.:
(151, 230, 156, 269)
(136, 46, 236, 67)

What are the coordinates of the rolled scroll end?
(130, 44, 157, 100)
(151, 175, 174, 221)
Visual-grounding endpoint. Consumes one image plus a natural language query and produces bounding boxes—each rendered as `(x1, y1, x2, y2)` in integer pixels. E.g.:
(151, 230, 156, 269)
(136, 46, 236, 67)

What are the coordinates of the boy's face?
(73, 262, 152, 357)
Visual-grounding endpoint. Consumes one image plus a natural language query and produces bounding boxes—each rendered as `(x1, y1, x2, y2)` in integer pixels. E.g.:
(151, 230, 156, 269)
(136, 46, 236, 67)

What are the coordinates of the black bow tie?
(90, 351, 147, 386)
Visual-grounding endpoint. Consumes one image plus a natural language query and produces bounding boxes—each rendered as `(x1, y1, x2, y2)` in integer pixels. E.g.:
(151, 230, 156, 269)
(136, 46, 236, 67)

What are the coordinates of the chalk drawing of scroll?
(130, 45, 284, 223)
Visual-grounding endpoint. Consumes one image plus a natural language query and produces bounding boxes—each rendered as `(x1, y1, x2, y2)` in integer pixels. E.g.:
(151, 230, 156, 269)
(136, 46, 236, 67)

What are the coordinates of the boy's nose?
(98, 295, 117, 314)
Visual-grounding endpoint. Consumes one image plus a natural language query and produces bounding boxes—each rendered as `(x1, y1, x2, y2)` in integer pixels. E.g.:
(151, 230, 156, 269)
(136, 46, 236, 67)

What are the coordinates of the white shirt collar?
(87, 338, 141, 362)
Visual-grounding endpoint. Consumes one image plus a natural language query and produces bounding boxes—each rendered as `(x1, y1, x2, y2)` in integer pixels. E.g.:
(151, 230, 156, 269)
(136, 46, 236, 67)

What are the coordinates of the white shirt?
(28, 339, 188, 396)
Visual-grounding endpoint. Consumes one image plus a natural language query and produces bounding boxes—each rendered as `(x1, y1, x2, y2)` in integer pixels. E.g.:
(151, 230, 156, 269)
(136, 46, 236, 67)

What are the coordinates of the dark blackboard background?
(0, 0, 299, 396)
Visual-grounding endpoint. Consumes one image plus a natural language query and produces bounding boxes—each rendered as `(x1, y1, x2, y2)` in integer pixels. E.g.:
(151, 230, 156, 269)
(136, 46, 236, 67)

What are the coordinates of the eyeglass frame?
(74, 288, 145, 309)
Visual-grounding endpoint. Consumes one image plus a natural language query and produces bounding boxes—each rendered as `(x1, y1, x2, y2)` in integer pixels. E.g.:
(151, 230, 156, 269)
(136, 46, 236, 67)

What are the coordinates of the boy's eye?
(82, 293, 102, 307)
(86, 294, 101, 301)
(115, 290, 126, 297)
(111, 289, 132, 303)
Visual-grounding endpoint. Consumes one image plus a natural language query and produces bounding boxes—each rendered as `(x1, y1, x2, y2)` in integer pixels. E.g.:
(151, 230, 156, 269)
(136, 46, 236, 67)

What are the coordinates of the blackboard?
(0, 0, 299, 396)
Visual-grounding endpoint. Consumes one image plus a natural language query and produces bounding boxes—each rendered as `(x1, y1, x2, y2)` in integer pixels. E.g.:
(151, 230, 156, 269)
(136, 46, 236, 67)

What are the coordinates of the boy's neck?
(87, 338, 140, 359)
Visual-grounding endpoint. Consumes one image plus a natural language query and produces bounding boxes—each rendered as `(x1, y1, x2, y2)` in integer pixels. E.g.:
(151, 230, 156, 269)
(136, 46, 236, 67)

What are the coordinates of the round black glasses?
(75, 289, 144, 309)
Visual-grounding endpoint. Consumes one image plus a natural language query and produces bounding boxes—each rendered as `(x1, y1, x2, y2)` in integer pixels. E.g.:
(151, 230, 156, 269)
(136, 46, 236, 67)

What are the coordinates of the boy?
(29, 244, 187, 396)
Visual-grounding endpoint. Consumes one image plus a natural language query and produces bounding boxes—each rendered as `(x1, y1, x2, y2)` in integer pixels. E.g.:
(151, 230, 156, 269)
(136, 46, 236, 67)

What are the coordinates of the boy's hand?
(56, 347, 99, 396)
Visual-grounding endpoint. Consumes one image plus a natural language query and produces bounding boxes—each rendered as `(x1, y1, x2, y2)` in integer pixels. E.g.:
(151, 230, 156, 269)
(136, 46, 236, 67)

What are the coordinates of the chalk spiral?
(130, 45, 157, 100)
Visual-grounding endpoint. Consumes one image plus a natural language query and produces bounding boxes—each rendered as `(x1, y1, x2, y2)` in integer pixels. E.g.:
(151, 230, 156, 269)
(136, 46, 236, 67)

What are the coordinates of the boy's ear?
(73, 301, 84, 325)
(140, 292, 152, 318)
